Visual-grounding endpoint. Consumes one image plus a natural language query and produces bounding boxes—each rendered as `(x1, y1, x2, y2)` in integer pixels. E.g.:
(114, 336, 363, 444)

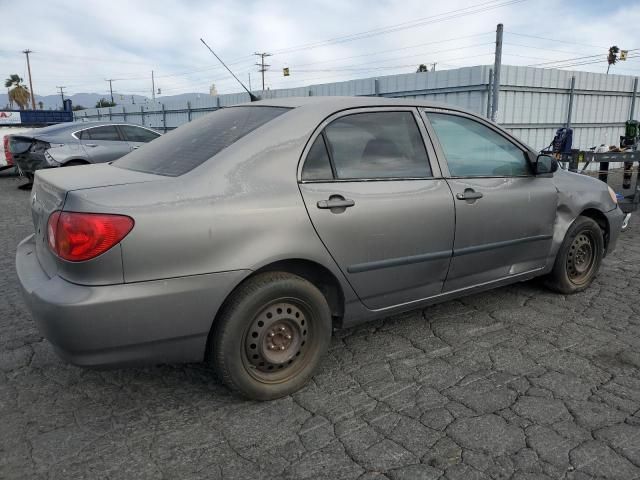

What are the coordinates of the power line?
(282, 43, 494, 73)
(275, 32, 493, 69)
(505, 32, 608, 50)
(525, 49, 639, 68)
(271, 0, 527, 55)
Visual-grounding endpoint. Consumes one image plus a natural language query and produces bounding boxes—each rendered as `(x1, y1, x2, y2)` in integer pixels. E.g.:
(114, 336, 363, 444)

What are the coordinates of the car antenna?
(200, 38, 259, 102)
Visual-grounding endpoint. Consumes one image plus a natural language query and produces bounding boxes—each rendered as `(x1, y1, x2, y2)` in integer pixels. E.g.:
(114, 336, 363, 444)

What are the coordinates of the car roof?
(25, 121, 158, 139)
(237, 95, 472, 113)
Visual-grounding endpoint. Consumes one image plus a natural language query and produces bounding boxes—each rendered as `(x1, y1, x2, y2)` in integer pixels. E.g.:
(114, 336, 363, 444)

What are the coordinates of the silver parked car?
(16, 97, 624, 400)
(7, 121, 161, 181)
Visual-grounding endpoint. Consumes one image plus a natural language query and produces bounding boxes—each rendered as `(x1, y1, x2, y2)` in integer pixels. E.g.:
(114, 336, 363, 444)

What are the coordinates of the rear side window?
(323, 111, 431, 179)
(301, 135, 333, 181)
(120, 125, 160, 143)
(84, 126, 121, 141)
(116, 106, 289, 176)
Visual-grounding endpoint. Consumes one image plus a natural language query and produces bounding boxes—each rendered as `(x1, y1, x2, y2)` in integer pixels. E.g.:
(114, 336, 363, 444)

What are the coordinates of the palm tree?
(4, 74, 31, 110)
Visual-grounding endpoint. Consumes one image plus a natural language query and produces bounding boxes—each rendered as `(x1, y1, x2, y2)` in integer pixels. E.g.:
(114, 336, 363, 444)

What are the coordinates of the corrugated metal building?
(74, 65, 639, 151)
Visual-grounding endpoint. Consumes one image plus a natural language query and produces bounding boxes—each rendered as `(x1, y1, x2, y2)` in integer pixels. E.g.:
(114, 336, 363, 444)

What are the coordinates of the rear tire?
(545, 216, 604, 294)
(208, 272, 332, 400)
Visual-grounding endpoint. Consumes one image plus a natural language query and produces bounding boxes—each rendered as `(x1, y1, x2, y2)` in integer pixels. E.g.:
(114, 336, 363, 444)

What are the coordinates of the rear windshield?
(115, 106, 289, 176)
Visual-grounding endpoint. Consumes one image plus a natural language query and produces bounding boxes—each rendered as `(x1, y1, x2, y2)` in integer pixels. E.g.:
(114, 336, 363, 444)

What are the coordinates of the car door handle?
(317, 196, 355, 210)
(456, 189, 483, 201)
(132, 146, 140, 149)
(85, 143, 98, 148)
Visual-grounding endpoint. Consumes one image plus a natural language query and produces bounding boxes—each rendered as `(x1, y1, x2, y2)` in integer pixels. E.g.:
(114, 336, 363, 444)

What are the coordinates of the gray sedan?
(16, 97, 624, 400)
(7, 121, 160, 180)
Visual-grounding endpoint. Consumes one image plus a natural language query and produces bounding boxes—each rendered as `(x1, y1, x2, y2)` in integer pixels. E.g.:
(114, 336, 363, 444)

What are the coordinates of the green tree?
(72, 104, 86, 111)
(95, 98, 116, 108)
(4, 74, 30, 110)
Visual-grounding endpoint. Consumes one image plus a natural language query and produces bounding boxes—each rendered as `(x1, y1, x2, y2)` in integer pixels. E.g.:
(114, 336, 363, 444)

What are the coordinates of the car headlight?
(607, 186, 618, 204)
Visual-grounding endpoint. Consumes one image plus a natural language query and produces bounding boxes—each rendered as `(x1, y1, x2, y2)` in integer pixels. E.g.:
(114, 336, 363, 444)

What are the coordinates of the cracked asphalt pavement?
(2, 173, 640, 479)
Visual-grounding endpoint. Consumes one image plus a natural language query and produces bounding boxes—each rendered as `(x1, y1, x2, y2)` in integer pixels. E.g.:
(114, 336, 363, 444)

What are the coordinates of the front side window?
(322, 111, 431, 180)
(426, 113, 529, 177)
(84, 126, 121, 141)
(116, 106, 289, 176)
(120, 125, 160, 143)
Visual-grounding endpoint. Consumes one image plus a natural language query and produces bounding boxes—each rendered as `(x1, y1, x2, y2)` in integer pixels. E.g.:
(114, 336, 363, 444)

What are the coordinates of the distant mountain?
(0, 91, 210, 111)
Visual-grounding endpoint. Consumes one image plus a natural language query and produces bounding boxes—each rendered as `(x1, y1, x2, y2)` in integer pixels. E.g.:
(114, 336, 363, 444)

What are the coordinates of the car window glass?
(85, 126, 121, 141)
(116, 106, 289, 176)
(302, 135, 333, 181)
(323, 111, 431, 179)
(426, 113, 529, 177)
(76, 130, 88, 140)
(120, 125, 160, 143)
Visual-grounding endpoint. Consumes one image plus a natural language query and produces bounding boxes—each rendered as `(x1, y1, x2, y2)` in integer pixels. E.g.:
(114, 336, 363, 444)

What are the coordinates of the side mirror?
(533, 154, 558, 176)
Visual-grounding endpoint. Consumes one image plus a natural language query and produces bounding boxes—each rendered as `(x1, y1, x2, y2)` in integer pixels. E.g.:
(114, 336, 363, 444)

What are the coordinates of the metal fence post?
(162, 104, 166, 132)
(486, 68, 493, 119)
(108, 107, 112, 121)
(490, 23, 503, 122)
(374, 78, 380, 97)
(630, 77, 638, 121)
(566, 76, 575, 128)
(187, 101, 192, 122)
(140, 105, 145, 126)
(122, 106, 127, 122)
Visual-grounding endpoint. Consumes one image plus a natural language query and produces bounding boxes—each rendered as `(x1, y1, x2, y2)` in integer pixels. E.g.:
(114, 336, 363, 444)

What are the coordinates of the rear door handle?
(85, 143, 98, 148)
(317, 196, 355, 210)
(456, 189, 483, 201)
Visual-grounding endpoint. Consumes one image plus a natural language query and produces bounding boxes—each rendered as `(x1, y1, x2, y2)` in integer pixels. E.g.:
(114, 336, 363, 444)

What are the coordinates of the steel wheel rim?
(242, 299, 312, 383)
(567, 231, 596, 285)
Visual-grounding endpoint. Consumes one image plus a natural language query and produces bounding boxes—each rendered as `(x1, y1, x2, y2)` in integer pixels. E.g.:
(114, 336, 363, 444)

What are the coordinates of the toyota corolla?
(16, 97, 624, 400)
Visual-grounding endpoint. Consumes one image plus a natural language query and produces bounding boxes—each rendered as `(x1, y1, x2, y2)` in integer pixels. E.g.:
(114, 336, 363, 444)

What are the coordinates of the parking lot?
(1, 172, 640, 480)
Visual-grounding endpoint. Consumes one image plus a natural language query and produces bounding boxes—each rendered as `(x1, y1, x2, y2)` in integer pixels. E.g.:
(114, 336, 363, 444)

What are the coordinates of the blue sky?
(1, 0, 638, 98)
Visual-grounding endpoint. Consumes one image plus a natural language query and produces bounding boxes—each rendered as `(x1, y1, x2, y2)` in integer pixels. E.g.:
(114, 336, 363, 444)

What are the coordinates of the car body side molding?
(346, 234, 553, 274)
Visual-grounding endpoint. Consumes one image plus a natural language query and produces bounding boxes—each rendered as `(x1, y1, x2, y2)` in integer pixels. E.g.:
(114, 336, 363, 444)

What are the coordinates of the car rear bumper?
(16, 234, 249, 367)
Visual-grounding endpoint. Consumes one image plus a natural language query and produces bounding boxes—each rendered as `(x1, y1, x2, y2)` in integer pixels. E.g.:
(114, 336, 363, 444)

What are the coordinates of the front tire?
(209, 272, 332, 400)
(545, 216, 604, 294)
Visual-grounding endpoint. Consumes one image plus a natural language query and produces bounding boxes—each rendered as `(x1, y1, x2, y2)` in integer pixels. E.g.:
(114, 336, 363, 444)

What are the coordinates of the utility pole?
(23, 49, 36, 110)
(254, 52, 272, 93)
(105, 79, 114, 104)
(490, 23, 503, 122)
(56, 86, 65, 107)
(248, 73, 252, 92)
(151, 70, 155, 102)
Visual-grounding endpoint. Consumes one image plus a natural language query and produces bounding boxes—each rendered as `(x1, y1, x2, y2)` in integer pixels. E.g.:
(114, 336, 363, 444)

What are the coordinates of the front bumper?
(605, 206, 625, 254)
(16, 234, 249, 367)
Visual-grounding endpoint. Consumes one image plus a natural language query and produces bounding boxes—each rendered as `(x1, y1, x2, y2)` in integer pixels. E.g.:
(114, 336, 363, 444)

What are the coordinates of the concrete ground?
(1, 173, 639, 480)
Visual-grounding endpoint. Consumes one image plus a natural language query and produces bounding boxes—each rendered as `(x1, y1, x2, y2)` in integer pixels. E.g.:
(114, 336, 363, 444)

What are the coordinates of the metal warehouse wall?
(74, 65, 638, 151)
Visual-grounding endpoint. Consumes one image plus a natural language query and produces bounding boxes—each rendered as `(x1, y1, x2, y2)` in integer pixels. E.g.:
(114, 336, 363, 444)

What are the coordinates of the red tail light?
(47, 211, 134, 262)
(3, 136, 13, 166)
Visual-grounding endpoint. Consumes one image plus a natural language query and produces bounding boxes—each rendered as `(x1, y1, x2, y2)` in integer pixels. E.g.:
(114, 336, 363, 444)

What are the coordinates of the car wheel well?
(254, 259, 345, 323)
(204, 260, 344, 363)
(580, 208, 610, 251)
(63, 159, 89, 166)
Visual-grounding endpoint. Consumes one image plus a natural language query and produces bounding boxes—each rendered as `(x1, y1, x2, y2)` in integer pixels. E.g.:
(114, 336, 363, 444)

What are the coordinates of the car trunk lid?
(31, 163, 161, 279)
